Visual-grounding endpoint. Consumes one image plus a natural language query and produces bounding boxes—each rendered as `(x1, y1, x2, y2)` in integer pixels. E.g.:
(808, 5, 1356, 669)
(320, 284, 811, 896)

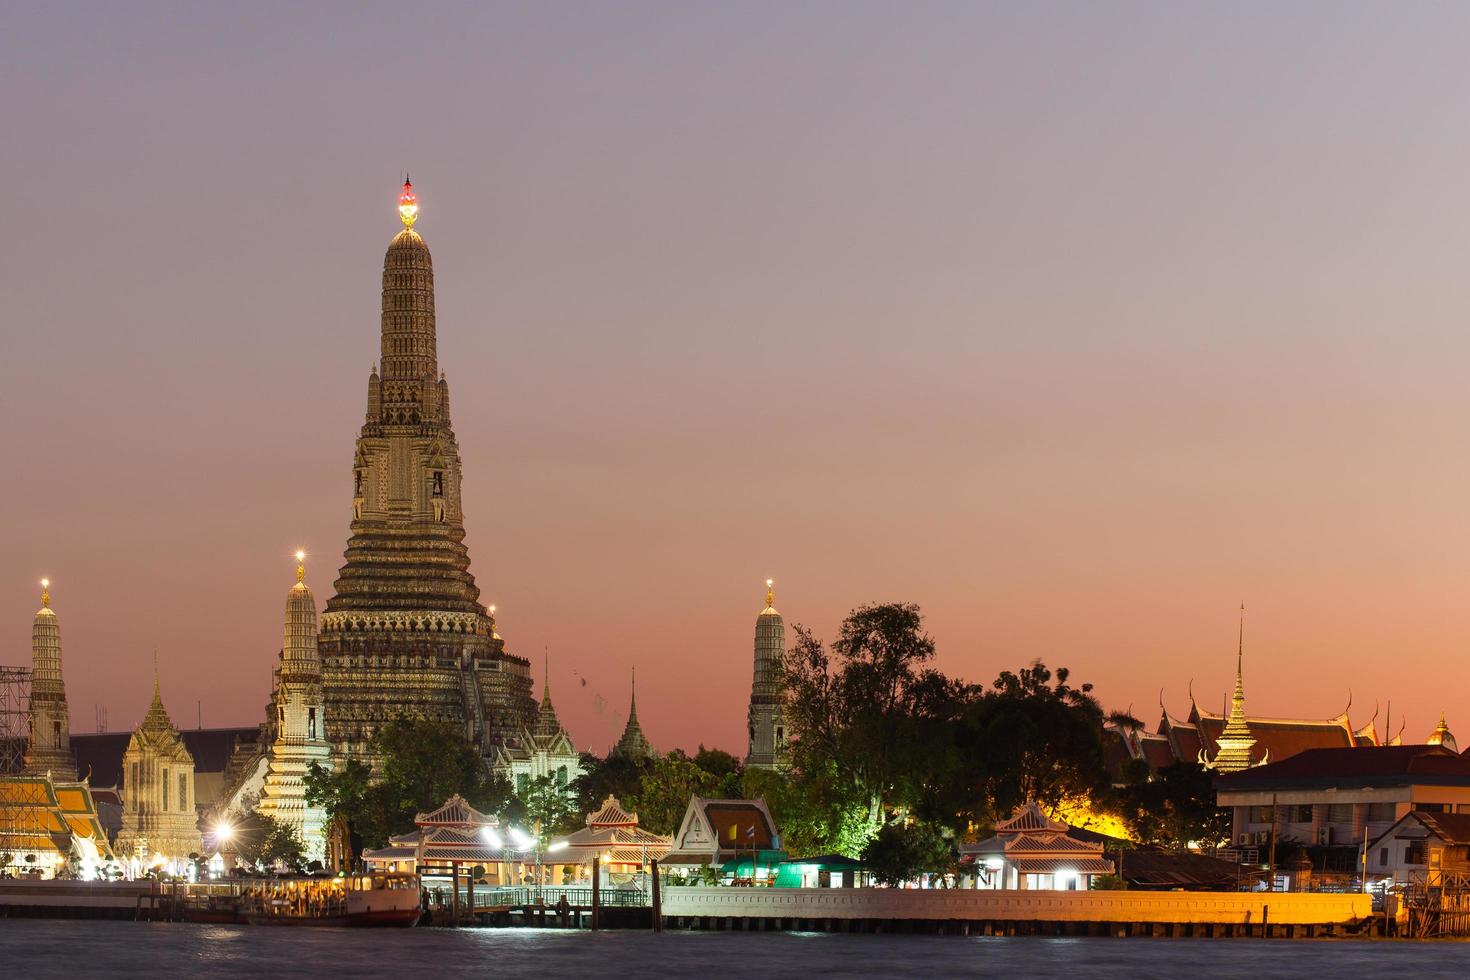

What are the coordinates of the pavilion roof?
(587, 795, 637, 828)
(415, 794, 495, 828)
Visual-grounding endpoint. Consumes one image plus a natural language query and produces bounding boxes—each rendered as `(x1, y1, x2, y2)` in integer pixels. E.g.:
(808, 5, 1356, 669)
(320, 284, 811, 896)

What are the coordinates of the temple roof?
(612, 670, 653, 760)
(587, 796, 636, 827)
(994, 802, 1068, 835)
(1217, 745, 1470, 792)
(415, 794, 495, 828)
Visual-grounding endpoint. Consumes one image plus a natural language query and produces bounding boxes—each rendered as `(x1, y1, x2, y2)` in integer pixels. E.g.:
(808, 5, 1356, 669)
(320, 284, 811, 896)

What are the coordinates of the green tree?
(784, 602, 966, 828)
(952, 661, 1115, 826)
(1115, 762, 1232, 849)
(305, 718, 514, 850)
(519, 774, 580, 836)
(626, 753, 725, 835)
(572, 752, 653, 816)
(861, 820, 954, 886)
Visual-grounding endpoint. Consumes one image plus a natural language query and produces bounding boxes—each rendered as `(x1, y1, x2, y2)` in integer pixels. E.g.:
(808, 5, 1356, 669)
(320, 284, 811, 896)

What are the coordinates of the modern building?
(493, 657, 582, 799)
(114, 669, 203, 870)
(1215, 744, 1470, 855)
(610, 669, 654, 761)
(317, 178, 535, 764)
(255, 554, 332, 862)
(744, 580, 787, 770)
(961, 802, 1115, 891)
(23, 581, 76, 780)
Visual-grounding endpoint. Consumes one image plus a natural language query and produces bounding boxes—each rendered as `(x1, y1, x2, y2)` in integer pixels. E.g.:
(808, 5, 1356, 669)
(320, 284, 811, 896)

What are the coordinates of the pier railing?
(425, 884, 649, 912)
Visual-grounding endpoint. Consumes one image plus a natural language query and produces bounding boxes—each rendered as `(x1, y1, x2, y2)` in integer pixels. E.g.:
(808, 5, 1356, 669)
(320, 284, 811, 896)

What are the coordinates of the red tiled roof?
(1197, 715, 1353, 766)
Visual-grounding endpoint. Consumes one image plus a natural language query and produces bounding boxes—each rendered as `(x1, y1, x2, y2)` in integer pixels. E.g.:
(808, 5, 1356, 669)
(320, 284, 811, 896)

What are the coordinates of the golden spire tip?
(40, 578, 50, 608)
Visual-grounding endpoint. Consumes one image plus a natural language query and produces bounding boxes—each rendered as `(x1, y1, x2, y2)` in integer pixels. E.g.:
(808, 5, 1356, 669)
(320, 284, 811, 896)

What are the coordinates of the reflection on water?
(3, 920, 1469, 979)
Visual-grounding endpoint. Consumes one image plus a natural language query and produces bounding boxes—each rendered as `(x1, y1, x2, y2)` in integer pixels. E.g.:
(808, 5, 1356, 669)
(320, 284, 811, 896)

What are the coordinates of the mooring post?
(651, 858, 663, 933)
(591, 856, 601, 931)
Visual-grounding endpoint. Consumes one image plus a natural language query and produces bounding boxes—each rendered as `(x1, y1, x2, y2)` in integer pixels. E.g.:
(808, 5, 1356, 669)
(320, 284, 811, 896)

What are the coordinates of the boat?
(239, 872, 421, 927)
(180, 882, 245, 923)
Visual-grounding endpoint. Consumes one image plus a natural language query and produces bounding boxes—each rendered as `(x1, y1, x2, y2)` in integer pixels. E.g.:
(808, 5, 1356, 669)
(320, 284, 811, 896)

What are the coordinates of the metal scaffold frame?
(0, 665, 41, 867)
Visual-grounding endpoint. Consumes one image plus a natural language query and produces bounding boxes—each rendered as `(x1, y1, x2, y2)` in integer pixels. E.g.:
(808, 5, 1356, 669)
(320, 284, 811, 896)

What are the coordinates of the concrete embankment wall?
(0, 880, 164, 919)
(661, 887, 1368, 928)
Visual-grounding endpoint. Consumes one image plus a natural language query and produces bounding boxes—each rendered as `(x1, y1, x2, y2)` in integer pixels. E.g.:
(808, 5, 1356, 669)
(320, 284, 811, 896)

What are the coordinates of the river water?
(3, 920, 1469, 978)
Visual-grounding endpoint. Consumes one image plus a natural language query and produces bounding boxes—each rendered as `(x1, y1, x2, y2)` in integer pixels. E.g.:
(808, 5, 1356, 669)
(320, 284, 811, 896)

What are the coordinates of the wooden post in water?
(451, 862, 460, 927)
(651, 858, 662, 933)
(591, 857, 601, 931)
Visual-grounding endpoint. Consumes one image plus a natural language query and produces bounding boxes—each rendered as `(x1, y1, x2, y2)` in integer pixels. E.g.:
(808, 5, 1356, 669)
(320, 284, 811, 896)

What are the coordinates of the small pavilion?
(363, 794, 557, 921)
(960, 802, 1115, 890)
(546, 795, 671, 885)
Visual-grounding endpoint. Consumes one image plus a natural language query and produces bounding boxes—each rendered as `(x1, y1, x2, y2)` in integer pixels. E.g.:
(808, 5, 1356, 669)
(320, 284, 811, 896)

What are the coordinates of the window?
(1327, 803, 1353, 823)
(162, 768, 170, 812)
(1292, 805, 1313, 823)
(179, 774, 188, 812)
(517, 774, 529, 798)
(1379, 848, 1389, 867)
(1406, 841, 1426, 865)
(1367, 802, 1395, 822)
(1415, 803, 1449, 813)
(52, 720, 61, 743)
(556, 766, 568, 788)
(776, 726, 785, 747)
(309, 707, 317, 739)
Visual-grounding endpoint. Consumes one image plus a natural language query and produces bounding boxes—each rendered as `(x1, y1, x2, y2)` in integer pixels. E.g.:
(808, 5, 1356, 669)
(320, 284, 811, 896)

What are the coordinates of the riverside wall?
(660, 887, 1369, 931)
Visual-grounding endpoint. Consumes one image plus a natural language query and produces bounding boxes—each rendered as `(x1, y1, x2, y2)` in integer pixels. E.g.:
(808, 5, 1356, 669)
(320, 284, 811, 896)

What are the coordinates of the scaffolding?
(0, 665, 29, 775)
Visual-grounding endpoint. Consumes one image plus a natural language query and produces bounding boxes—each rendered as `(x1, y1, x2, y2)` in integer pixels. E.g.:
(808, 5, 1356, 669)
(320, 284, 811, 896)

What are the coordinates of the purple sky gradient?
(5, 3, 1470, 752)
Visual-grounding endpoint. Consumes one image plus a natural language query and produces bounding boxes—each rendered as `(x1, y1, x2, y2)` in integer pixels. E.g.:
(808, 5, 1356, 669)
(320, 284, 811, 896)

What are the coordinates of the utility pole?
(1267, 793, 1279, 892)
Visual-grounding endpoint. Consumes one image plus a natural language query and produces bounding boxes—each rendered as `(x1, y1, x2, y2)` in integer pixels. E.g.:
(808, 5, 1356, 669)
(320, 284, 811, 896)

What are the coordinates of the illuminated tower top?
(398, 176, 419, 230)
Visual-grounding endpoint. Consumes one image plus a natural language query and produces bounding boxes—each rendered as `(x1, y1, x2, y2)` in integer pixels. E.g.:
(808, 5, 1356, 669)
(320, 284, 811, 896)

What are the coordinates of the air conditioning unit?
(1238, 834, 1251, 847)
(1316, 827, 1332, 846)
(1255, 831, 1270, 845)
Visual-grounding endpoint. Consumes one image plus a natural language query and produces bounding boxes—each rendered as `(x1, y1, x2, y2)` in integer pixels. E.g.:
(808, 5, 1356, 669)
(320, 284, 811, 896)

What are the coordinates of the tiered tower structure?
(1201, 607, 1263, 774)
(611, 668, 654, 761)
(317, 179, 535, 762)
(257, 553, 332, 862)
(23, 580, 76, 780)
(116, 665, 202, 863)
(744, 580, 787, 769)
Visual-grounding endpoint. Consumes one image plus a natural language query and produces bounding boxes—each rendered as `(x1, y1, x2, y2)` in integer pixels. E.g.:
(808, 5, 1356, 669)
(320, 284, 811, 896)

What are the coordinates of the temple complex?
(115, 667, 203, 867)
(23, 580, 76, 780)
(610, 669, 654, 761)
(317, 179, 535, 763)
(744, 580, 787, 770)
(493, 655, 582, 799)
(256, 553, 332, 862)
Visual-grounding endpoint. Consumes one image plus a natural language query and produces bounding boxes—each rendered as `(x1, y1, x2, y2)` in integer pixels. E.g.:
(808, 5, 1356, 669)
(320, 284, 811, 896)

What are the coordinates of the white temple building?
(494, 656, 582, 799)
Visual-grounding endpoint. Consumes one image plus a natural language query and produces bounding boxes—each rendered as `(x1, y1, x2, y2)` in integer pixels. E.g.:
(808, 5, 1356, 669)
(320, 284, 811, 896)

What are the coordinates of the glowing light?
(547, 841, 569, 853)
(41, 578, 49, 589)
(509, 827, 535, 850)
(984, 857, 1005, 870)
(398, 177, 418, 229)
(295, 550, 305, 563)
(214, 822, 235, 844)
(489, 604, 496, 615)
(482, 827, 504, 848)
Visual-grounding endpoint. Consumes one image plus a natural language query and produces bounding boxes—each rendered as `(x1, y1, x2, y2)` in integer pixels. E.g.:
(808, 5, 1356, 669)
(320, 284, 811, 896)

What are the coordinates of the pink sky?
(4, 4, 1470, 753)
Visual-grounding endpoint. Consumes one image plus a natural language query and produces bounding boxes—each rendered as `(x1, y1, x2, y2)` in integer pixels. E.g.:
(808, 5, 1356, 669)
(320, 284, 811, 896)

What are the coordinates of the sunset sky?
(5, 3, 1470, 753)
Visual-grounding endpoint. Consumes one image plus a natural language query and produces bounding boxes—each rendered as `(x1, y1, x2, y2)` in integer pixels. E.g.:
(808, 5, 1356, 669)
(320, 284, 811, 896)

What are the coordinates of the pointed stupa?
(745, 579, 788, 769)
(259, 552, 332, 863)
(534, 650, 565, 740)
(1201, 606, 1263, 773)
(116, 653, 201, 863)
(24, 579, 77, 778)
(612, 668, 653, 760)
(1427, 713, 1459, 754)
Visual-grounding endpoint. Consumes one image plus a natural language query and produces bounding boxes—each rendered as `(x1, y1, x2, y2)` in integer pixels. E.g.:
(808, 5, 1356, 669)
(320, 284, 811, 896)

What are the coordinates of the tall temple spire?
(317, 178, 535, 764)
(533, 648, 564, 739)
(24, 578, 76, 779)
(612, 667, 653, 760)
(1202, 604, 1263, 773)
(746, 578, 789, 769)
